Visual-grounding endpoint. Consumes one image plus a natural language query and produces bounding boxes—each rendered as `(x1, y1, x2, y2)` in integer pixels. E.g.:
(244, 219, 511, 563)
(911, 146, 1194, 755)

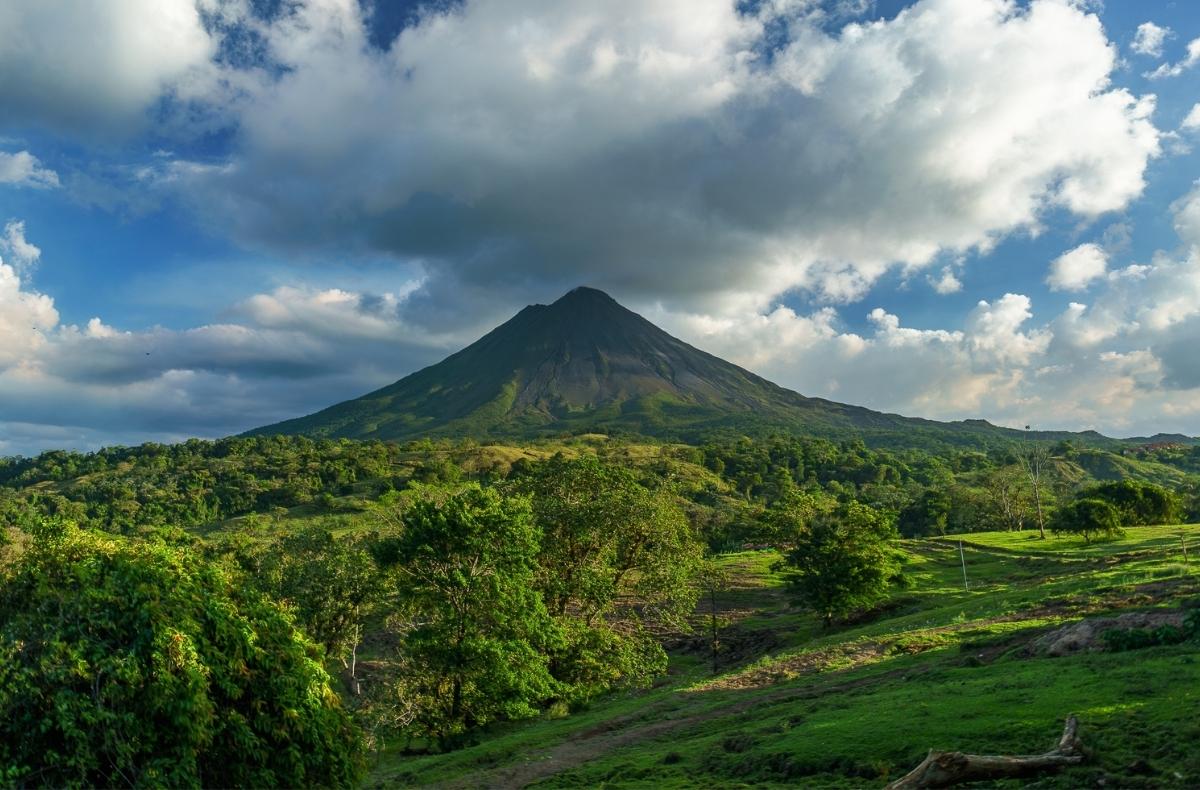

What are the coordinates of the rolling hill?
(246, 287, 1176, 449)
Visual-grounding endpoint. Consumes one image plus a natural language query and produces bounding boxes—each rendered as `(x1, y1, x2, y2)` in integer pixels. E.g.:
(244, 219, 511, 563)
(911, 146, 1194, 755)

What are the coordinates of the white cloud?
(0, 220, 40, 274)
(141, 0, 1161, 311)
(1047, 243, 1108, 291)
(0, 0, 219, 136)
(1182, 104, 1200, 132)
(1173, 184, 1200, 248)
(1131, 21, 1171, 58)
(1146, 36, 1200, 79)
(929, 267, 963, 295)
(0, 150, 58, 188)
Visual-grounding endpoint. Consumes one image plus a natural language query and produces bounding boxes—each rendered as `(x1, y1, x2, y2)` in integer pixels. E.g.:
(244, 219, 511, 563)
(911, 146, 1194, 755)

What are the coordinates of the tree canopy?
(780, 501, 901, 625)
(0, 521, 363, 787)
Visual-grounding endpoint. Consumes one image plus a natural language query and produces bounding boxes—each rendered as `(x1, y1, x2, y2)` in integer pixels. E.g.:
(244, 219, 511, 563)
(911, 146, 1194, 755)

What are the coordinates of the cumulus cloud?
(1182, 104, 1200, 133)
(0, 221, 40, 275)
(0, 0, 219, 136)
(127, 0, 1159, 312)
(0, 150, 58, 188)
(1146, 36, 1200, 79)
(1131, 22, 1171, 58)
(929, 267, 964, 295)
(1047, 243, 1108, 291)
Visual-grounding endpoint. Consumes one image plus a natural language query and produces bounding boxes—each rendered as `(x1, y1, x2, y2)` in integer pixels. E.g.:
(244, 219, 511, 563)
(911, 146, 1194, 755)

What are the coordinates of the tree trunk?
(886, 715, 1083, 790)
(1033, 481, 1046, 539)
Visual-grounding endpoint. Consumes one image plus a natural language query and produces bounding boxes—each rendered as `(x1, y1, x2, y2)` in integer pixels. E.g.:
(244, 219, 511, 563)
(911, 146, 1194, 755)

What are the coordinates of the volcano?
(246, 287, 1110, 448)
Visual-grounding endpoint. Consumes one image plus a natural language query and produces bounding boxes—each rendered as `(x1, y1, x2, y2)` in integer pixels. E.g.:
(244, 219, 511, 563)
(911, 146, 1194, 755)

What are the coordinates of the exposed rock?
(1030, 611, 1185, 657)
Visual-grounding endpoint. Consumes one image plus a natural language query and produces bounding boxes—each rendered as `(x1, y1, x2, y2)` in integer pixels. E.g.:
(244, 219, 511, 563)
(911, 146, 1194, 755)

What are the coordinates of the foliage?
(1050, 498, 1125, 544)
(779, 501, 901, 624)
(0, 521, 363, 787)
(897, 488, 952, 537)
(1101, 623, 1191, 652)
(509, 455, 703, 697)
(252, 526, 386, 664)
(761, 489, 833, 544)
(391, 485, 560, 747)
(1077, 480, 1181, 526)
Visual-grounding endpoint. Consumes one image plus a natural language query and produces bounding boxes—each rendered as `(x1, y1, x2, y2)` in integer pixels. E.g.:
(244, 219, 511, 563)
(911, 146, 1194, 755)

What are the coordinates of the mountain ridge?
(246, 287, 1188, 449)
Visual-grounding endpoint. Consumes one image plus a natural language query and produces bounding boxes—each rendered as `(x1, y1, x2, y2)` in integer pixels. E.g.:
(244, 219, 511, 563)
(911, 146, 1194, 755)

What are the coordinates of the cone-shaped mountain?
(246, 287, 1111, 447)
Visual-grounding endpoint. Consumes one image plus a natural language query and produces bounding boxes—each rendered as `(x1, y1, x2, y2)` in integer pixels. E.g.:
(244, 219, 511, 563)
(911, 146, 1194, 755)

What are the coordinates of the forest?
(1, 432, 1199, 786)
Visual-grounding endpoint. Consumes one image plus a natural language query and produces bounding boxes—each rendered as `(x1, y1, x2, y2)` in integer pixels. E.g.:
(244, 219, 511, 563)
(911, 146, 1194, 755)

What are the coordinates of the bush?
(0, 522, 363, 787)
(1050, 498, 1125, 543)
(780, 501, 901, 625)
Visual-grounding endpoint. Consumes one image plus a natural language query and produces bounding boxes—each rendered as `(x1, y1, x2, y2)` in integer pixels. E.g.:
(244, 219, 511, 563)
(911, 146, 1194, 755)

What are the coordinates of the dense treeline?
(3, 435, 1198, 542)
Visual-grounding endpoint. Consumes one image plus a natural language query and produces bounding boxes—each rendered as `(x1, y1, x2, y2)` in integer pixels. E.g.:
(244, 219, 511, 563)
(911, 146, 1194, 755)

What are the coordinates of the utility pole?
(959, 540, 969, 591)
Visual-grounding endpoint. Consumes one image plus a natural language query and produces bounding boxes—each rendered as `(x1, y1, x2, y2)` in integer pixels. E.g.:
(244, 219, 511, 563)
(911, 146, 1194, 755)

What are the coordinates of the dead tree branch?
(886, 715, 1083, 789)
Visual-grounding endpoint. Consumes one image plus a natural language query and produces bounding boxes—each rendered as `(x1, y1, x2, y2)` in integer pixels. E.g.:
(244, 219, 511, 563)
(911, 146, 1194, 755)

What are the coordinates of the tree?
(1079, 480, 1181, 526)
(1050, 498, 1125, 544)
(0, 521, 363, 788)
(897, 488, 952, 537)
(761, 488, 830, 545)
(510, 455, 703, 697)
(392, 485, 559, 747)
(983, 465, 1031, 532)
(254, 527, 384, 691)
(780, 501, 901, 625)
(1019, 444, 1051, 538)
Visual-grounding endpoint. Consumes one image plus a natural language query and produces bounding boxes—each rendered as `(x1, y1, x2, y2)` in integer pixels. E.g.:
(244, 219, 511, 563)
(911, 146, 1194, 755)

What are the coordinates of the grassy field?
(368, 525, 1200, 788)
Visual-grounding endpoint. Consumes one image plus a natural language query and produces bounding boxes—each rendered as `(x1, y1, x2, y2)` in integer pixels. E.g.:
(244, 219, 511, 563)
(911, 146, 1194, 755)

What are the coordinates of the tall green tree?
(510, 455, 703, 697)
(255, 526, 385, 683)
(392, 485, 559, 747)
(0, 521, 363, 788)
(780, 501, 901, 625)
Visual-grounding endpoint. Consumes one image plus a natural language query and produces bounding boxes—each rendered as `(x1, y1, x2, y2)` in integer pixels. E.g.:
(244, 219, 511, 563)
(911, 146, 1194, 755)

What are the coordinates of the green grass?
(368, 525, 1200, 788)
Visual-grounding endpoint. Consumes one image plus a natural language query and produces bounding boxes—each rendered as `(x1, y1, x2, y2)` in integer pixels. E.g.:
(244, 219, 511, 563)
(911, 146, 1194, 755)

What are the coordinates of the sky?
(1, 0, 1199, 455)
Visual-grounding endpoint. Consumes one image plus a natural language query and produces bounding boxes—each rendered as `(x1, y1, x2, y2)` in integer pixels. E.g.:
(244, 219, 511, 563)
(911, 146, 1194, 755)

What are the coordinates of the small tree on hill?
(1019, 443, 1051, 538)
(1079, 480, 1181, 526)
(1050, 498, 1125, 544)
(780, 501, 901, 626)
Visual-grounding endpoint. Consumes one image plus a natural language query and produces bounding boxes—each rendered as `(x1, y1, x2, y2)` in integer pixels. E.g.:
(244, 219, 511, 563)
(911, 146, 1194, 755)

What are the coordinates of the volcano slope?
(248, 287, 1130, 451)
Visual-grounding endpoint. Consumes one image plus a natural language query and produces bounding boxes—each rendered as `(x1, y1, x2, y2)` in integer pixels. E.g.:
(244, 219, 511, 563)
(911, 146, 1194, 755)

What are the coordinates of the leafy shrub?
(0, 521, 363, 787)
(779, 501, 901, 625)
(1078, 480, 1181, 526)
(1050, 498, 1125, 543)
(1102, 624, 1188, 652)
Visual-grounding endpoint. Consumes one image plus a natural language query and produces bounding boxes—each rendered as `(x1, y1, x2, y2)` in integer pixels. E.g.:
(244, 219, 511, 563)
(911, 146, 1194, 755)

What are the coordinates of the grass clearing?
(369, 524, 1200, 788)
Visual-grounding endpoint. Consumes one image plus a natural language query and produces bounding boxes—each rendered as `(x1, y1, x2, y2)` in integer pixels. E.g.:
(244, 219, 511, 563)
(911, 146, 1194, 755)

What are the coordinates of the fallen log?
(886, 715, 1083, 789)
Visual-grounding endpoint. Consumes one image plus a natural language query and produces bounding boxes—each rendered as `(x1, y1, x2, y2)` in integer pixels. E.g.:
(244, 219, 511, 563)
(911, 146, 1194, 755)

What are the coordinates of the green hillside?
(373, 526, 1200, 788)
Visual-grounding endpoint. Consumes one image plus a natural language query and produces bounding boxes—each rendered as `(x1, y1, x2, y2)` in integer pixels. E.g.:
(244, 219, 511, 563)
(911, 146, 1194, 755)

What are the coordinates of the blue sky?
(1, 0, 1199, 454)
